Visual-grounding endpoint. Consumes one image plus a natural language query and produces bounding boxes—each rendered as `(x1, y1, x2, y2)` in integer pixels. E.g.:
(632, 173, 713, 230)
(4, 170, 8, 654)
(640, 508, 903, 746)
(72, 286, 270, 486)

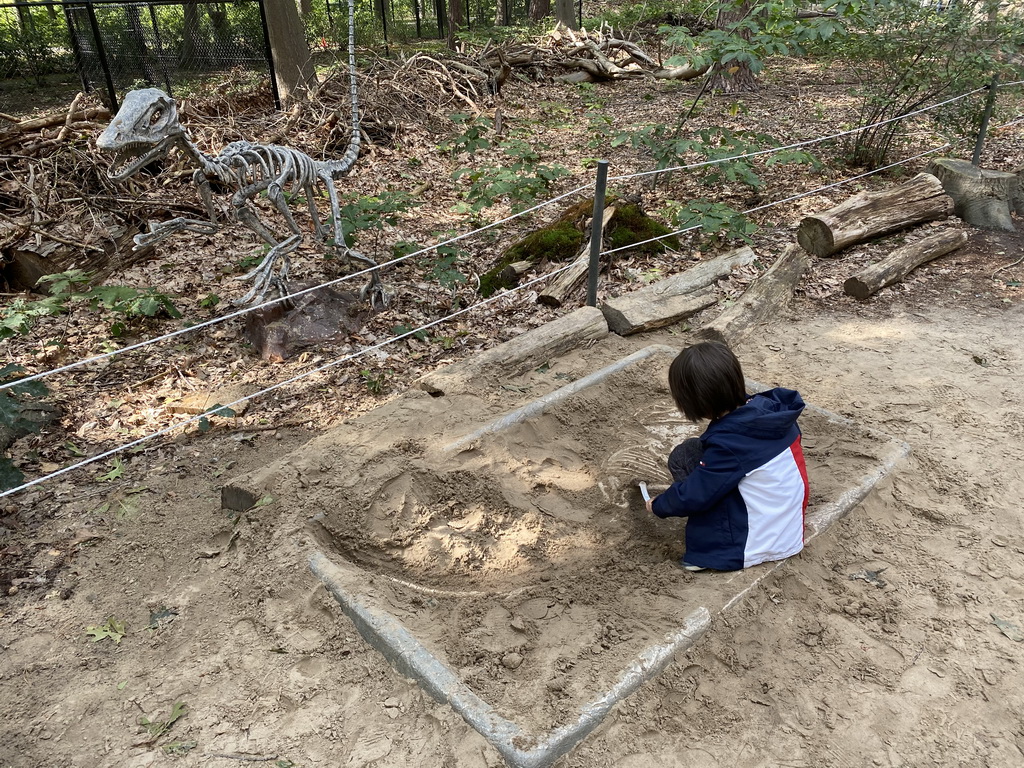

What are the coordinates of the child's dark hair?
(668, 341, 747, 422)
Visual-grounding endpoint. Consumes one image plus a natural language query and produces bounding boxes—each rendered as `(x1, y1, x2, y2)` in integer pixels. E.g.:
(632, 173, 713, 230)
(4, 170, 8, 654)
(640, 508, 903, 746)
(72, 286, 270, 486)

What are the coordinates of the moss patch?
(477, 197, 675, 297)
(605, 204, 679, 254)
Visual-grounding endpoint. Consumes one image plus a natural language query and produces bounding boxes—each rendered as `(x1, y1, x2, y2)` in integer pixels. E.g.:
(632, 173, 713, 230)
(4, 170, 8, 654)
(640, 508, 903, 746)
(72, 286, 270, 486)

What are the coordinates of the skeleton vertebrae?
(96, 0, 382, 307)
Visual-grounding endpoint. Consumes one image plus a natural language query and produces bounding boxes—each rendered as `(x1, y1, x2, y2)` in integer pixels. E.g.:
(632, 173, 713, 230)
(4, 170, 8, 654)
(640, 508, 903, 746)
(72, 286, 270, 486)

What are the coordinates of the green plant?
(613, 124, 819, 189)
(425, 244, 469, 292)
(336, 191, 413, 250)
(196, 403, 236, 434)
(360, 369, 388, 395)
(453, 140, 570, 214)
(0, 269, 182, 339)
(832, 0, 1022, 167)
(198, 293, 221, 309)
(663, 200, 759, 244)
(660, 0, 859, 89)
(439, 113, 493, 155)
(393, 324, 430, 341)
(0, 364, 49, 491)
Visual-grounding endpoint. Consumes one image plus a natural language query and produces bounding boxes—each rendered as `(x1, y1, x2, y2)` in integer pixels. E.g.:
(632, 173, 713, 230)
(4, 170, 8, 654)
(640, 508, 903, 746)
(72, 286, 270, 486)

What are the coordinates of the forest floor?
(2, 40, 1024, 768)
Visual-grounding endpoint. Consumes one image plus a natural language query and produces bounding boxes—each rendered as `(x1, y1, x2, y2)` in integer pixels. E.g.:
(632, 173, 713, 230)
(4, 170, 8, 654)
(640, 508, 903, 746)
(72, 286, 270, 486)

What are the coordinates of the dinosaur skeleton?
(96, 0, 383, 307)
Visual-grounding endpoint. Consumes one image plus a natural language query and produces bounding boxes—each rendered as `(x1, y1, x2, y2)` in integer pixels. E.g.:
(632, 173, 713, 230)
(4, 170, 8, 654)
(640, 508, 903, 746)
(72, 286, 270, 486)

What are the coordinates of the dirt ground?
(4, 37, 1024, 768)
(3, 227, 1024, 766)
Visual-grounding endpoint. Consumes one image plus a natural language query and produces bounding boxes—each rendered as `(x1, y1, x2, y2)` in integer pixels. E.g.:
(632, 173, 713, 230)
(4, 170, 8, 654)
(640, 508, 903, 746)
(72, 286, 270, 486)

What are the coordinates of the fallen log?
(797, 172, 953, 257)
(700, 245, 811, 345)
(0, 105, 110, 138)
(599, 246, 756, 335)
(925, 158, 1015, 232)
(537, 206, 616, 307)
(602, 288, 717, 336)
(415, 306, 608, 396)
(843, 229, 968, 300)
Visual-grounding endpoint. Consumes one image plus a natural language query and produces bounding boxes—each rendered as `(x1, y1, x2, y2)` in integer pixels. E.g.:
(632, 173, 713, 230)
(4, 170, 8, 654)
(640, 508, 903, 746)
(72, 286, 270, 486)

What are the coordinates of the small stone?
(872, 547, 884, 555)
(383, 697, 400, 709)
(510, 617, 526, 632)
(992, 536, 1009, 547)
(7, 586, 17, 596)
(501, 653, 524, 670)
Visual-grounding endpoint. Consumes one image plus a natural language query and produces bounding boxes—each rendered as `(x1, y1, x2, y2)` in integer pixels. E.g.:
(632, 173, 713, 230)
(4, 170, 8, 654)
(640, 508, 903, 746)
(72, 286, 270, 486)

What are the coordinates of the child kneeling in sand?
(645, 341, 808, 572)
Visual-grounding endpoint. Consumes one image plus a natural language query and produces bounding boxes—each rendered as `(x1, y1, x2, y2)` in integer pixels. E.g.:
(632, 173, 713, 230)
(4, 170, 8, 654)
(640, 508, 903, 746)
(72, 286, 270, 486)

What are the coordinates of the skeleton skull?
(97, 89, 185, 180)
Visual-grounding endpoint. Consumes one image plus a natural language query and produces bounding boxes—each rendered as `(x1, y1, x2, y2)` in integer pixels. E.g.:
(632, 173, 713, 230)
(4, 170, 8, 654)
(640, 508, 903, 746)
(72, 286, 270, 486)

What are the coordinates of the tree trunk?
(843, 229, 968, 300)
(529, 0, 551, 22)
(797, 173, 953, 257)
(179, 4, 204, 70)
(700, 245, 810, 345)
(264, 0, 316, 103)
(709, 0, 758, 92)
(447, 0, 464, 49)
(554, 0, 577, 29)
(925, 158, 1016, 232)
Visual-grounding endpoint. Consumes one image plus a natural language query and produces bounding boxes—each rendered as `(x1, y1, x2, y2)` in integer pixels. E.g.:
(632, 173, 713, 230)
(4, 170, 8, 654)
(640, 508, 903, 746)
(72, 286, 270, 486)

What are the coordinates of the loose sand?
(2, 274, 1023, 767)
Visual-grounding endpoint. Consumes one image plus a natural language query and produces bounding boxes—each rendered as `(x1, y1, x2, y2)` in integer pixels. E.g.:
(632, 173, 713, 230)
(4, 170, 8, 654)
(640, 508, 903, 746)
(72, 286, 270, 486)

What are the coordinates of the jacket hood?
(707, 387, 804, 440)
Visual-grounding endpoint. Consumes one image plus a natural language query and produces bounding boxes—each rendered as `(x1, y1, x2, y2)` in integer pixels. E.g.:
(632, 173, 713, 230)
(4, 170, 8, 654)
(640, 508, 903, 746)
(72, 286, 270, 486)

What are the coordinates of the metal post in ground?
(84, 0, 118, 111)
(972, 74, 999, 166)
(256, 0, 282, 110)
(586, 160, 609, 308)
(63, 3, 92, 97)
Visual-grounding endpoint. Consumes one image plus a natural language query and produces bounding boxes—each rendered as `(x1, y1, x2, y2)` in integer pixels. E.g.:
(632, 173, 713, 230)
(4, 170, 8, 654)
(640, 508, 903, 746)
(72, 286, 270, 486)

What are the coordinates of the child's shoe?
(680, 561, 706, 572)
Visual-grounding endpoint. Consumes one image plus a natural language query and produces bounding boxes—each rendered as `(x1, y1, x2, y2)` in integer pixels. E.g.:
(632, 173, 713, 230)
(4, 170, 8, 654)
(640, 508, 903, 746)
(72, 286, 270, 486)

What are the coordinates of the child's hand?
(645, 498, 654, 514)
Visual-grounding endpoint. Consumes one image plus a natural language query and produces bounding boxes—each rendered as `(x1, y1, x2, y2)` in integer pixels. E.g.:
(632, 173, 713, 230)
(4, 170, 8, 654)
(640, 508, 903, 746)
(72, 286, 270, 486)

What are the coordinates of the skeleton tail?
(323, 0, 360, 179)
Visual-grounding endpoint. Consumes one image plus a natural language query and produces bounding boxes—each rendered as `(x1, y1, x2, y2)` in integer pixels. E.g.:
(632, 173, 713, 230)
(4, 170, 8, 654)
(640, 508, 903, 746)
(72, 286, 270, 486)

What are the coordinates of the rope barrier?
(0, 262, 576, 499)
(0, 183, 594, 393)
(605, 86, 987, 183)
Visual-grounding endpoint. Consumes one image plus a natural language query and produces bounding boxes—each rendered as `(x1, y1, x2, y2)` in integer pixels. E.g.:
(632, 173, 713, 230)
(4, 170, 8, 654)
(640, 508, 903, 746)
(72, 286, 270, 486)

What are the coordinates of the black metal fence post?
(83, 0, 118, 111)
(972, 74, 999, 166)
(256, 0, 281, 109)
(586, 160, 609, 308)
(63, 2, 92, 96)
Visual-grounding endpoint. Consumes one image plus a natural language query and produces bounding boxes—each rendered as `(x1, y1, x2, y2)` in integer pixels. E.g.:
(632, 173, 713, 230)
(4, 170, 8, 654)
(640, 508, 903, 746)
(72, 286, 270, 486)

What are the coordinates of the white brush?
(638, 482, 651, 503)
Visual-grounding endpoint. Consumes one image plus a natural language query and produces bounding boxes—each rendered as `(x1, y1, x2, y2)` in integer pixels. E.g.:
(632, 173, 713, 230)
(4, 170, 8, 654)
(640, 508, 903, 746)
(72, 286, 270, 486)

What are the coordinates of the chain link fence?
(1, 0, 583, 115)
(0, 0, 277, 113)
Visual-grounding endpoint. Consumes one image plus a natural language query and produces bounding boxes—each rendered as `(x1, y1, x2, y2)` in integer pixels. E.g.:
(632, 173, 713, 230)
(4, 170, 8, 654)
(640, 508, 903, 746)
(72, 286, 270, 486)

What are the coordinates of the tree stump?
(843, 229, 968, 300)
(700, 245, 811, 345)
(925, 158, 1016, 232)
(797, 173, 953, 257)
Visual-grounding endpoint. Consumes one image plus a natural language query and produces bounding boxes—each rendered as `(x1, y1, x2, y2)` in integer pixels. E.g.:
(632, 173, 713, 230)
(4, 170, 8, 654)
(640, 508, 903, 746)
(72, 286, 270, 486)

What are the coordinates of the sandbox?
(295, 345, 907, 767)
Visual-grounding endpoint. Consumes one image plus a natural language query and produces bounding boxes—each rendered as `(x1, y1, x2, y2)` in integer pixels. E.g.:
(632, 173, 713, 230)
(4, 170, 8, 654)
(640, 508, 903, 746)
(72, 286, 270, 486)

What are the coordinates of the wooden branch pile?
(475, 24, 708, 85)
(0, 95, 174, 290)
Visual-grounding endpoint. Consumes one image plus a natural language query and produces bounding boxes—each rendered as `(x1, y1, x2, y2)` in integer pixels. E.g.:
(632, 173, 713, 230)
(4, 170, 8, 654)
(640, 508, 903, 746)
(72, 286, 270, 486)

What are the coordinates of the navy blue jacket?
(652, 388, 809, 571)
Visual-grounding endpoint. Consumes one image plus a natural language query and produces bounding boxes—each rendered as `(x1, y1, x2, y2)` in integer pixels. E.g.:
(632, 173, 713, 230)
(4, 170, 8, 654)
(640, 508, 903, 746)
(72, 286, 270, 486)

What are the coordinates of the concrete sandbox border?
(308, 347, 910, 767)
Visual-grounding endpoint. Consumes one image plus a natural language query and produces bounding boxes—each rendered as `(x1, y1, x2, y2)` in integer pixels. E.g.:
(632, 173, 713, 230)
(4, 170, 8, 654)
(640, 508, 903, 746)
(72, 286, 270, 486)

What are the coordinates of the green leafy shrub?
(0, 270, 181, 340)
(613, 124, 819, 189)
(662, 200, 758, 245)
(439, 113, 493, 155)
(831, 0, 1023, 167)
(453, 140, 570, 214)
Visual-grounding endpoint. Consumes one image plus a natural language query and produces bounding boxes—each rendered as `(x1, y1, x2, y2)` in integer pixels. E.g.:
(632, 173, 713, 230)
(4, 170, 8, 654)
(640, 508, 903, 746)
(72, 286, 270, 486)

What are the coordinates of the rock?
(501, 652, 524, 670)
